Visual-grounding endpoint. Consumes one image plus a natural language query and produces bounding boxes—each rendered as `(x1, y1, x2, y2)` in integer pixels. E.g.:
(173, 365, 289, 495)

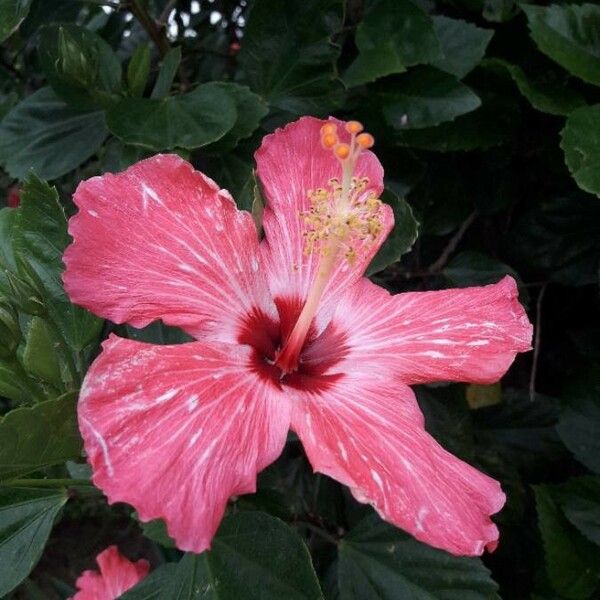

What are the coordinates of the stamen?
(275, 120, 385, 375)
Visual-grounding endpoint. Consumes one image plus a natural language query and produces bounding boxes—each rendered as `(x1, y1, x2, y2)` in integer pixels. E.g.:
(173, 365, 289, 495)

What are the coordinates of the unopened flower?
(64, 117, 532, 556)
(6, 185, 19, 208)
(71, 546, 149, 599)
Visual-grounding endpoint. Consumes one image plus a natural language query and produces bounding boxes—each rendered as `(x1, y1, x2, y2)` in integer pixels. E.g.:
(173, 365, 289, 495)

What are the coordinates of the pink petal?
(291, 376, 505, 556)
(256, 116, 393, 332)
(63, 154, 276, 342)
(79, 335, 291, 553)
(73, 545, 149, 600)
(307, 275, 532, 385)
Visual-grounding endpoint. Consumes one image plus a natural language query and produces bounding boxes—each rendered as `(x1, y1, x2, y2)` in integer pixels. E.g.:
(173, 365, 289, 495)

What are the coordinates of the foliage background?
(0, 0, 599, 598)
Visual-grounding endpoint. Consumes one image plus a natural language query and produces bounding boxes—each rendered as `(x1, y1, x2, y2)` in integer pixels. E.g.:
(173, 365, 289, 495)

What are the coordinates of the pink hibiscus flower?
(72, 546, 149, 599)
(63, 116, 532, 557)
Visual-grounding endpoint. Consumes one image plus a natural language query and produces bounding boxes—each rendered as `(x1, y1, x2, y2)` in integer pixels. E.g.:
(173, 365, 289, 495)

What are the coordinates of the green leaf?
(561, 104, 600, 197)
(0, 394, 81, 481)
(0, 0, 33, 42)
(430, 16, 493, 79)
(487, 59, 585, 116)
(557, 393, 600, 475)
(205, 84, 268, 154)
(239, 0, 344, 117)
(0, 87, 108, 181)
(106, 82, 237, 151)
(206, 152, 256, 211)
(151, 46, 181, 99)
(125, 512, 323, 599)
(381, 67, 481, 130)
(523, 3, 600, 87)
(344, 0, 441, 87)
(534, 484, 600, 599)
(10, 175, 103, 388)
(367, 189, 419, 275)
(550, 477, 600, 547)
(338, 515, 499, 599)
(22, 317, 63, 388)
(0, 486, 67, 596)
(443, 251, 519, 287)
(127, 43, 151, 98)
(38, 24, 122, 109)
(0, 208, 18, 296)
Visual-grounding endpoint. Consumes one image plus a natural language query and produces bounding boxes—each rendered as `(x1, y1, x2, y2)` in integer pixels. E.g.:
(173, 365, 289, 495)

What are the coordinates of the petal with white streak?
(291, 375, 505, 556)
(64, 154, 276, 343)
(79, 335, 291, 553)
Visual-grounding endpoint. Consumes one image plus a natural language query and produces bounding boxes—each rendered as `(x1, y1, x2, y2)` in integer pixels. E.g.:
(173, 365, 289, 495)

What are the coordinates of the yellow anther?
(321, 132, 338, 149)
(334, 143, 351, 160)
(356, 133, 375, 149)
(320, 123, 337, 136)
(345, 120, 364, 134)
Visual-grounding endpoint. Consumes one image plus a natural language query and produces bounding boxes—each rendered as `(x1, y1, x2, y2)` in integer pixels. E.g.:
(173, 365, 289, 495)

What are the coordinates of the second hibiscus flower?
(63, 116, 532, 557)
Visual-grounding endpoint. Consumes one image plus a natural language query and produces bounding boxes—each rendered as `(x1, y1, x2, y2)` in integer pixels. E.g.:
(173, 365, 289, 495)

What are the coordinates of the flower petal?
(64, 154, 276, 342)
(73, 545, 149, 600)
(291, 375, 504, 556)
(256, 116, 393, 329)
(307, 275, 532, 384)
(79, 335, 291, 553)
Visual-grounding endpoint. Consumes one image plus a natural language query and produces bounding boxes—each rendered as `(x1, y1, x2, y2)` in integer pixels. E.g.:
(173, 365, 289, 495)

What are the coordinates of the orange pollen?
(321, 132, 338, 148)
(334, 143, 351, 160)
(320, 123, 337, 136)
(345, 120, 364, 134)
(356, 133, 375, 149)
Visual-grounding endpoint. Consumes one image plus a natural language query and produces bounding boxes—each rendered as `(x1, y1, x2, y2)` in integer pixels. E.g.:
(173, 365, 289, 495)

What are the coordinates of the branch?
(427, 211, 477, 274)
(129, 0, 170, 58)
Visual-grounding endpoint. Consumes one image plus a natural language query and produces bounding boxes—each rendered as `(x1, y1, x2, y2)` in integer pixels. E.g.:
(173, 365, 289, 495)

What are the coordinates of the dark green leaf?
(206, 152, 256, 211)
(0, 208, 18, 296)
(523, 3, 600, 87)
(366, 189, 419, 275)
(106, 82, 237, 151)
(486, 58, 586, 116)
(0, 394, 81, 481)
(127, 43, 151, 98)
(151, 46, 181, 99)
(22, 317, 63, 387)
(343, 0, 441, 87)
(38, 24, 122, 109)
(338, 514, 499, 599)
(381, 67, 481, 130)
(534, 484, 600, 599)
(205, 84, 268, 154)
(0, 87, 108, 181)
(0, 0, 33, 42)
(125, 512, 323, 599)
(443, 251, 519, 287)
(0, 486, 67, 596)
(430, 16, 493, 79)
(561, 104, 600, 197)
(239, 0, 344, 117)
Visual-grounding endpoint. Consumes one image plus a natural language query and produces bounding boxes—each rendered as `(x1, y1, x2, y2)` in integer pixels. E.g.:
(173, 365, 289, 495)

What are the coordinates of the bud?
(6, 185, 20, 208)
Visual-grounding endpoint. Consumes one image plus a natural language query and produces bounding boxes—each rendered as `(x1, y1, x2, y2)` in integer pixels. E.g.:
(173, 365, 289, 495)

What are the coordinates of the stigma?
(301, 121, 384, 265)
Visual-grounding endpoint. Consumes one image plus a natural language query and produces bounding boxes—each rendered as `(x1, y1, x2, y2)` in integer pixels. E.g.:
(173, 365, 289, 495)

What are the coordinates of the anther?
(334, 143, 351, 160)
(320, 123, 337, 136)
(321, 132, 338, 149)
(356, 133, 375, 149)
(345, 121, 364, 134)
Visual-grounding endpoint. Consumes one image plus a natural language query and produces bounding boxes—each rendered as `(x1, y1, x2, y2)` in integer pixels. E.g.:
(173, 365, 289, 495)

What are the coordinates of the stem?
(427, 211, 477, 273)
(129, 0, 170, 58)
(529, 283, 547, 402)
(295, 521, 339, 545)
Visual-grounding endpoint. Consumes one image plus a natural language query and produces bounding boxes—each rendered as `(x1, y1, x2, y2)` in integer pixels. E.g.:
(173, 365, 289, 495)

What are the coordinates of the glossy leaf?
(561, 104, 600, 197)
(125, 512, 323, 599)
(443, 251, 520, 288)
(239, 0, 344, 116)
(430, 16, 493, 79)
(127, 43, 151, 98)
(524, 3, 600, 87)
(106, 82, 237, 150)
(0, 487, 67, 596)
(381, 67, 481, 130)
(0, 0, 33, 42)
(344, 0, 441, 87)
(367, 189, 419, 275)
(0, 395, 81, 481)
(338, 515, 500, 599)
(151, 46, 181, 99)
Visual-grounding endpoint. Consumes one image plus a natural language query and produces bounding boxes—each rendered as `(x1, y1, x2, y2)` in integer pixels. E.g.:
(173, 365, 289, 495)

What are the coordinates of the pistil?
(274, 121, 381, 375)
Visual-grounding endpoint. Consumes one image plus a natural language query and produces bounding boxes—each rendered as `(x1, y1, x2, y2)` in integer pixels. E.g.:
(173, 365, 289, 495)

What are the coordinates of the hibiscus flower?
(63, 116, 532, 557)
(71, 546, 149, 599)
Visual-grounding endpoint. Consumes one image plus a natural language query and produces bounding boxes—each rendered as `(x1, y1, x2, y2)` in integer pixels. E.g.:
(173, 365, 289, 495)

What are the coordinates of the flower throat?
(274, 121, 384, 375)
